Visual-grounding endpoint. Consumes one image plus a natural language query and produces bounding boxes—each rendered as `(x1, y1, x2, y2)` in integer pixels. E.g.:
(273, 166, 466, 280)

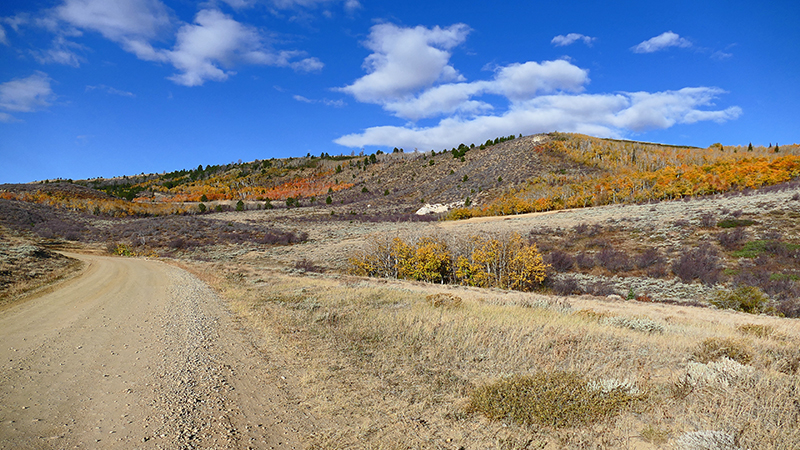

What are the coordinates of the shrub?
(587, 280, 619, 297)
(692, 337, 752, 365)
(601, 316, 664, 334)
(325, 196, 332, 205)
(113, 243, 135, 257)
(597, 248, 631, 273)
(425, 293, 462, 308)
(294, 258, 322, 273)
(445, 207, 474, 220)
(549, 276, 580, 295)
(736, 323, 773, 338)
(710, 286, 771, 314)
(395, 236, 452, 283)
(198, 202, 207, 213)
(717, 227, 747, 250)
(635, 248, 664, 269)
(672, 243, 722, 285)
(674, 431, 739, 450)
(699, 212, 716, 228)
(467, 372, 642, 428)
(777, 298, 800, 318)
(576, 252, 595, 270)
(718, 218, 756, 228)
(236, 200, 245, 211)
(545, 250, 575, 272)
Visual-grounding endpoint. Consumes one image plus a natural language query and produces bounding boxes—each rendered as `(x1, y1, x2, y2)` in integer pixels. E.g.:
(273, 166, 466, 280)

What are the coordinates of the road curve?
(0, 253, 304, 449)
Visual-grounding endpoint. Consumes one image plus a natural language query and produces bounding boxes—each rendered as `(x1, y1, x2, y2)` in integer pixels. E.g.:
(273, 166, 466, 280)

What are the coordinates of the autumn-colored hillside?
(3, 132, 798, 219)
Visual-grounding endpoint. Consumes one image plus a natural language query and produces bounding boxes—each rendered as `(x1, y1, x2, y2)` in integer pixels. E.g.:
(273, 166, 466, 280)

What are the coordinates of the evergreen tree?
(748, 142, 753, 152)
(236, 200, 245, 211)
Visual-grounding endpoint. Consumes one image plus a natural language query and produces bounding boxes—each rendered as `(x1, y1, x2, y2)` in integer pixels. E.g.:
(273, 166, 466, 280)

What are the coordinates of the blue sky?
(1, 0, 798, 183)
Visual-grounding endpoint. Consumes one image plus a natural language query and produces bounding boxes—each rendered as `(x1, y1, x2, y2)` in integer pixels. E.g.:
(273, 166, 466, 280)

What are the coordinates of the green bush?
(198, 202, 206, 213)
(236, 200, 245, 211)
(717, 218, 756, 228)
(467, 372, 642, 428)
(711, 286, 771, 314)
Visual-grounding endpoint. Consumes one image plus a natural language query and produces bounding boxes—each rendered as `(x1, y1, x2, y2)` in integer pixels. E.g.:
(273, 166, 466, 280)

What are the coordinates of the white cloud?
(383, 82, 492, 121)
(343, 0, 361, 13)
(491, 60, 589, 101)
(0, 24, 8, 45)
(166, 9, 264, 85)
(269, 0, 355, 9)
(56, 0, 172, 42)
(220, 0, 256, 9)
(338, 24, 591, 121)
(711, 50, 732, 60)
(336, 24, 741, 150)
(32, 35, 86, 66)
(551, 33, 595, 47)
(0, 72, 55, 121)
(165, 9, 322, 86)
(11, 1, 321, 85)
(339, 23, 470, 103)
(335, 87, 741, 150)
(293, 94, 345, 107)
(632, 31, 692, 53)
(86, 84, 135, 97)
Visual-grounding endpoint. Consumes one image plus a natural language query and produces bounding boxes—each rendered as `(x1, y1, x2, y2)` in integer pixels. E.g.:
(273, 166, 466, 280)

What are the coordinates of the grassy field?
(187, 261, 800, 449)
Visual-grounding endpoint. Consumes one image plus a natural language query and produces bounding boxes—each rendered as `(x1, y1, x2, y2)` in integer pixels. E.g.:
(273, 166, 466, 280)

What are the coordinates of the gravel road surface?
(0, 253, 305, 449)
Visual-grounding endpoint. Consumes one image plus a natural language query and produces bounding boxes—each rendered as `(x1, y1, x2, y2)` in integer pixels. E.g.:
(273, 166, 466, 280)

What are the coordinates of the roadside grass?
(193, 264, 800, 449)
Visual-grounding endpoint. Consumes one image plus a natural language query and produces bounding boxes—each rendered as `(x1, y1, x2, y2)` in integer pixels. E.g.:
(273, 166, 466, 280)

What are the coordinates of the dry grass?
(188, 262, 800, 449)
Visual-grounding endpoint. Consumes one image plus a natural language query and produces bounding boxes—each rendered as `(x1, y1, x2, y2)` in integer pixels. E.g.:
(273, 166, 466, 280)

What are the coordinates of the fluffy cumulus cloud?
(336, 88, 742, 150)
(632, 31, 692, 53)
(491, 60, 588, 101)
(339, 24, 590, 121)
(334, 24, 741, 150)
(551, 33, 595, 47)
(339, 23, 471, 103)
(0, 72, 55, 122)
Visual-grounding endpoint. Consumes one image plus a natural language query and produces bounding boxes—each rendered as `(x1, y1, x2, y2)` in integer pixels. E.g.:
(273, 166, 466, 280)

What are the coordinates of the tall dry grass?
(196, 263, 800, 449)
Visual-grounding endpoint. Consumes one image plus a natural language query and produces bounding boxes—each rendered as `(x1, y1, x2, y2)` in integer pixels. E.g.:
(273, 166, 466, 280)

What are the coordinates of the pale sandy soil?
(0, 253, 312, 449)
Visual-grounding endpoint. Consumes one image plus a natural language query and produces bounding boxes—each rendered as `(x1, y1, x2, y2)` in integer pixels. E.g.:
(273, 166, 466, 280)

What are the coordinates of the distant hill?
(3, 132, 799, 218)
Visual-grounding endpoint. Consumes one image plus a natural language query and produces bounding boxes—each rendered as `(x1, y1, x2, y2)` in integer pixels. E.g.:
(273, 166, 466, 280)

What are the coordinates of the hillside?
(3, 133, 798, 221)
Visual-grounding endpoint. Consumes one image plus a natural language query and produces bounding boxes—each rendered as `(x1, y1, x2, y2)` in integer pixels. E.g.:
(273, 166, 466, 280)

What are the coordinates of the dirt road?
(0, 253, 306, 449)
